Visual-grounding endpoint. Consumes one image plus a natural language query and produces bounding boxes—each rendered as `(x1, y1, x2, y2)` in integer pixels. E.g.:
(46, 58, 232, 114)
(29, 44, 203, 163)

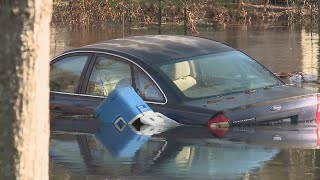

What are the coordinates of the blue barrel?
(95, 86, 152, 126)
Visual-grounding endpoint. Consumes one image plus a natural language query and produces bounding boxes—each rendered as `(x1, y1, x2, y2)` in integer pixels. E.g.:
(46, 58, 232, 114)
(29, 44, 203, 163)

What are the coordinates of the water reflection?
(301, 29, 319, 75)
(50, 118, 320, 179)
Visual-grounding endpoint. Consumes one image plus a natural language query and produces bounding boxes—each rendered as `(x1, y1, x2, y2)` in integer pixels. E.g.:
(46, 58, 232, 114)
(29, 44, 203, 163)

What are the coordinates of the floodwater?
(50, 26, 320, 76)
(50, 120, 320, 180)
(50, 25, 320, 179)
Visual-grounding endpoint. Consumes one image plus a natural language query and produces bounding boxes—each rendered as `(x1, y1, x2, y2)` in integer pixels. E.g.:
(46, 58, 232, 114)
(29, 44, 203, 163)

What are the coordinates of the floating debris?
(274, 72, 291, 78)
(275, 71, 318, 83)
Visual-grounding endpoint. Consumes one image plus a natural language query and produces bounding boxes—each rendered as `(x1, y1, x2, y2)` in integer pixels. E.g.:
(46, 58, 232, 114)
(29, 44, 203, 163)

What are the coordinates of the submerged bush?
(52, 0, 320, 30)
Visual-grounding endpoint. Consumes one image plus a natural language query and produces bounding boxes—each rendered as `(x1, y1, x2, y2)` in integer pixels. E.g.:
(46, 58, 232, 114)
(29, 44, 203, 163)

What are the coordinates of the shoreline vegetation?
(52, 0, 320, 33)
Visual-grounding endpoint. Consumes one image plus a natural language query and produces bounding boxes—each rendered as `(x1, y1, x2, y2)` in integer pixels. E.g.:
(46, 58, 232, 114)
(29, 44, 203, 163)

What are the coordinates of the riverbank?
(52, 0, 320, 32)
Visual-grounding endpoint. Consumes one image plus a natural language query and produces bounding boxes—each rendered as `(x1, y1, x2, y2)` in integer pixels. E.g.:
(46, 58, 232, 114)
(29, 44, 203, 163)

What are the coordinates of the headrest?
(165, 61, 191, 80)
(95, 59, 114, 70)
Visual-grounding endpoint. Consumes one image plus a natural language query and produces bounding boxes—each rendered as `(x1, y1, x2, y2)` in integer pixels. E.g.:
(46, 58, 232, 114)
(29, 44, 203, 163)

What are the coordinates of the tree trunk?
(0, 0, 52, 179)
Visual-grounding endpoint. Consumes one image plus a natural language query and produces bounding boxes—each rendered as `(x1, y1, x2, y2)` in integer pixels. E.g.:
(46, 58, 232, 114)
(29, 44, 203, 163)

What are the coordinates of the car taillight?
(207, 114, 230, 128)
(316, 94, 320, 125)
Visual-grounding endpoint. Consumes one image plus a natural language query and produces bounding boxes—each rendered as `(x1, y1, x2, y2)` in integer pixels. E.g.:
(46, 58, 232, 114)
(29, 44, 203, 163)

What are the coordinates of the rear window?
(155, 51, 281, 99)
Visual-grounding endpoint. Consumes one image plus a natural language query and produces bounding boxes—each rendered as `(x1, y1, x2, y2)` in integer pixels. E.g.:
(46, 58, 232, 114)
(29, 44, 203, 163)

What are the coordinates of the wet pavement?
(50, 25, 320, 179)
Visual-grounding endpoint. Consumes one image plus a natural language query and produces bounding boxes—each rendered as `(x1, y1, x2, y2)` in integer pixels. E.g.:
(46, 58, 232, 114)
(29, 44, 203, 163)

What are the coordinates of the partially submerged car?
(50, 35, 319, 126)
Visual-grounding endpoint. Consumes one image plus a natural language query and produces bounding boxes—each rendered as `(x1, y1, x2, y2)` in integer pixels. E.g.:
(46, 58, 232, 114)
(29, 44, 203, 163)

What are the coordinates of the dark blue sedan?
(50, 35, 319, 126)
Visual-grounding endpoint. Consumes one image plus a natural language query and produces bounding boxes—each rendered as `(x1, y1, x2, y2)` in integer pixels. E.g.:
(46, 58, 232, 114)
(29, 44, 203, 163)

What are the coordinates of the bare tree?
(0, 0, 52, 179)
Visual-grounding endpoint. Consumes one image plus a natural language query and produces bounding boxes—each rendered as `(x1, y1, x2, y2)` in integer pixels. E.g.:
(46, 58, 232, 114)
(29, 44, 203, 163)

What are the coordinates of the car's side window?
(50, 56, 88, 93)
(133, 66, 164, 102)
(86, 56, 132, 96)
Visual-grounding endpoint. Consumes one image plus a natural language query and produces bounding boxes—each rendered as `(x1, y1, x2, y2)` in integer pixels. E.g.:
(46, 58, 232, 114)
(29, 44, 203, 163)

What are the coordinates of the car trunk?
(184, 85, 318, 125)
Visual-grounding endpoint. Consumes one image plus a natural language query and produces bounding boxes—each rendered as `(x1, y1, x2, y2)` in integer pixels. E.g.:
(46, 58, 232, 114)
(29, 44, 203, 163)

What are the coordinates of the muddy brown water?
(50, 26, 320, 179)
(50, 26, 320, 76)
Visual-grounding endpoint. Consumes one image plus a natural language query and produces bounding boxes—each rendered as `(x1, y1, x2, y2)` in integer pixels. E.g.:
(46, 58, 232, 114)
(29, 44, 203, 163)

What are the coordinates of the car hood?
(183, 85, 316, 112)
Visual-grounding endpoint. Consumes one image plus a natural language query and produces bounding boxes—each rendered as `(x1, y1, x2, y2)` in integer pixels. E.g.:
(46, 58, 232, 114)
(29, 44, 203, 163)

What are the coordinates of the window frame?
(82, 54, 134, 97)
(132, 65, 166, 103)
(79, 52, 167, 105)
(50, 52, 93, 94)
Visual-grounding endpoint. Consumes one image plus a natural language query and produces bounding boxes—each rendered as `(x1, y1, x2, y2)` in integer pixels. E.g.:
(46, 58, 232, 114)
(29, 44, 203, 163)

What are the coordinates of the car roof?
(73, 35, 235, 65)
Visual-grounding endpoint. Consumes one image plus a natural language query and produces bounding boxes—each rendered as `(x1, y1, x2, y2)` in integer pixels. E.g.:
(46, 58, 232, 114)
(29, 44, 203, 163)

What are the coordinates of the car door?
(73, 53, 134, 114)
(76, 53, 167, 117)
(50, 53, 93, 118)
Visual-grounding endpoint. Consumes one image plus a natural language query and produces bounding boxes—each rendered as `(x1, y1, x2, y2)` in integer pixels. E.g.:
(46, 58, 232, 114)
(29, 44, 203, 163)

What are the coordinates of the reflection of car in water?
(210, 124, 320, 148)
(143, 139, 278, 179)
(50, 35, 319, 127)
(50, 121, 284, 179)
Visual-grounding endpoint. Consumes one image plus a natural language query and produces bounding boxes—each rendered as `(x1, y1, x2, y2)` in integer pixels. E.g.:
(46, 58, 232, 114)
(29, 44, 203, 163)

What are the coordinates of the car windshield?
(155, 51, 282, 99)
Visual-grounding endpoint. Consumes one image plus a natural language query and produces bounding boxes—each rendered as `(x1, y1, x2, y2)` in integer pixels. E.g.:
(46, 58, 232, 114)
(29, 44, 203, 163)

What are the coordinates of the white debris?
(303, 74, 317, 82)
(289, 74, 303, 83)
(140, 111, 180, 126)
(289, 72, 318, 83)
(132, 125, 174, 136)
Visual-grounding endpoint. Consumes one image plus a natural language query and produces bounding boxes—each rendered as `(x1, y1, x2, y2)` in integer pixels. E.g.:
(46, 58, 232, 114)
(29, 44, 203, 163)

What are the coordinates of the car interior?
(159, 51, 280, 99)
(86, 58, 132, 96)
(160, 60, 227, 98)
(166, 61, 197, 92)
(86, 57, 164, 102)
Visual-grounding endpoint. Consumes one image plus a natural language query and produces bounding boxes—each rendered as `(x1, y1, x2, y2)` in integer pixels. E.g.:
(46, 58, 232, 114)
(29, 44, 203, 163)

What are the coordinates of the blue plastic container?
(95, 86, 152, 127)
(95, 125, 149, 158)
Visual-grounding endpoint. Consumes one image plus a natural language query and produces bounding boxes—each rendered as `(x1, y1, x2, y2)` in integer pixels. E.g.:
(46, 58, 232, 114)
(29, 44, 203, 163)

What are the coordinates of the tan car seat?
(166, 61, 197, 91)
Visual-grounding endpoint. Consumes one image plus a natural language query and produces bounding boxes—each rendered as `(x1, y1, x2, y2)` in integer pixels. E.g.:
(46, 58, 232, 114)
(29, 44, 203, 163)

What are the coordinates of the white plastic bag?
(289, 74, 302, 83)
